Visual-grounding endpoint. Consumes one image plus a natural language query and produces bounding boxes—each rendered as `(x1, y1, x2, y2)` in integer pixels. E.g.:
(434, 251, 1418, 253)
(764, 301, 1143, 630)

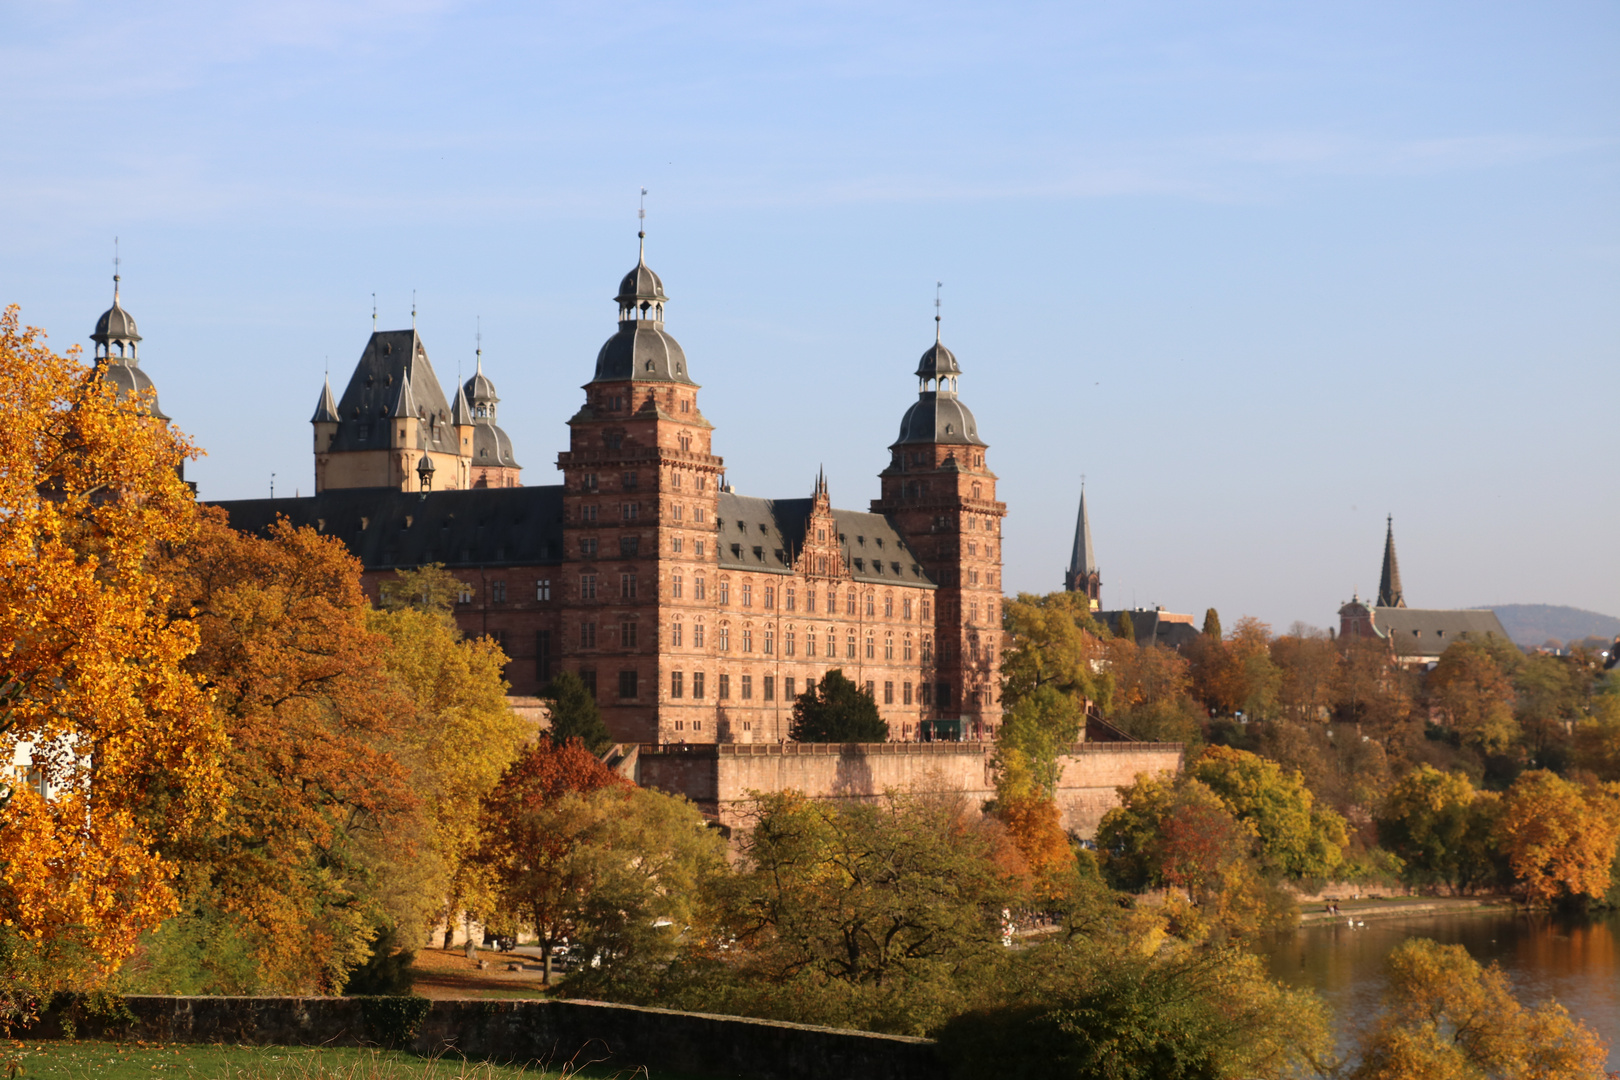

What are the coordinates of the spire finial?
(411, 289, 417, 330)
(638, 186, 648, 259)
(112, 236, 121, 301)
(372, 293, 377, 330)
(934, 281, 942, 343)
(475, 315, 483, 374)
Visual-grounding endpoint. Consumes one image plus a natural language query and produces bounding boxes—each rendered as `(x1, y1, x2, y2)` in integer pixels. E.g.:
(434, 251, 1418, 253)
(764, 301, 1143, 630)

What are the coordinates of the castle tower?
(312, 328, 473, 493)
(91, 270, 168, 420)
(556, 229, 721, 743)
(871, 317, 1006, 738)
(1064, 485, 1101, 609)
(463, 345, 522, 488)
(1378, 515, 1406, 609)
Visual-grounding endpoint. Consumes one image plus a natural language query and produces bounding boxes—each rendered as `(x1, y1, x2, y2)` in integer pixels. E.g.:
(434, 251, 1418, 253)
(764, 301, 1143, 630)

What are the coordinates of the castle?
(207, 232, 1007, 745)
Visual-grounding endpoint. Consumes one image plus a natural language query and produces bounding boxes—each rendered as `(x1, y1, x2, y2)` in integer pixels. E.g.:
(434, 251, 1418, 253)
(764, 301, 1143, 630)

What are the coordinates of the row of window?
(578, 620, 953, 662)
(666, 671, 951, 707)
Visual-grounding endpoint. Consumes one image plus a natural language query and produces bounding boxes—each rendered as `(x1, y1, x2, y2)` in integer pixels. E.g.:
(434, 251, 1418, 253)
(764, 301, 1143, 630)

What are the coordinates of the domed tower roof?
(459, 348, 521, 468)
(590, 230, 695, 386)
(890, 316, 985, 449)
(89, 273, 168, 420)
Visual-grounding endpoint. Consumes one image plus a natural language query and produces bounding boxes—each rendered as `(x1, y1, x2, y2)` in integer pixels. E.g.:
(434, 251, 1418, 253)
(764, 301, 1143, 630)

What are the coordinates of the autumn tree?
(1115, 609, 1135, 643)
(1202, 607, 1221, 639)
(788, 668, 887, 742)
(152, 510, 421, 993)
(543, 670, 614, 754)
(473, 738, 716, 984)
(1429, 639, 1519, 753)
(1271, 629, 1339, 724)
(1496, 770, 1620, 907)
(368, 565, 526, 950)
(1000, 590, 1112, 712)
(1376, 765, 1502, 893)
(1103, 635, 1203, 744)
(1351, 937, 1607, 1080)
(0, 307, 220, 1014)
(1191, 745, 1349, 880)
(1332, 637, 1416, 744)
(1512, 653, 1579, 768)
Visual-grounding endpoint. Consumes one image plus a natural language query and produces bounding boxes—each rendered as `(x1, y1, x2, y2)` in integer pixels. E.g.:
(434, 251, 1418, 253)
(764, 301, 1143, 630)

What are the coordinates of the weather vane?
(934, 281, 943, 340)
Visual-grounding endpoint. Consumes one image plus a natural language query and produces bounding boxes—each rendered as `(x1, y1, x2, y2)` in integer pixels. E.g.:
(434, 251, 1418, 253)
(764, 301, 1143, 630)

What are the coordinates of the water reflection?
(1261, 909, 1620, 1068)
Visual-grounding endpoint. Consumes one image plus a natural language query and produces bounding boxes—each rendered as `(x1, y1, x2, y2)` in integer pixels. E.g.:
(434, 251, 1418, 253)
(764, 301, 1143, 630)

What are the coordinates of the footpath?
(1297, 895, 1513, 926)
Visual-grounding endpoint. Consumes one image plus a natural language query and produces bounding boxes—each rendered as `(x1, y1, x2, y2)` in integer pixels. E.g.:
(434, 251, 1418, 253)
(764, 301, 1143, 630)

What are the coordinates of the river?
(1261, 908, 1620, 1069)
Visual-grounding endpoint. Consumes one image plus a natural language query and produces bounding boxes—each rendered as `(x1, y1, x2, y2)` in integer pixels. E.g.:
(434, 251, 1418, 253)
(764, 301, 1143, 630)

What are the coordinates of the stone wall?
(27, 996, 942, 1080)
(637, 740, 1183, 837)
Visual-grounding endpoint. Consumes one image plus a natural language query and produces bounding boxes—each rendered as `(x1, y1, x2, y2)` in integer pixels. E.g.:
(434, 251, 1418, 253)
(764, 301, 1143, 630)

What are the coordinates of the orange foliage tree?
(155, 509, 421, 992)
(0, 307, 221, 1005)
(1496, 770, 1620, 907)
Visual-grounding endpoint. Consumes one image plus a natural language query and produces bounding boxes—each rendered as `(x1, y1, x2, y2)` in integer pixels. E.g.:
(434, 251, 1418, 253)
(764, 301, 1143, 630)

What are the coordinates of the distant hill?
(1473, 604, 1620, 648)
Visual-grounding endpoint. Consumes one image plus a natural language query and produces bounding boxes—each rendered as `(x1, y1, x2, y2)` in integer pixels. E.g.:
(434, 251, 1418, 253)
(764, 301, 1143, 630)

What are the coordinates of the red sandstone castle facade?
(216, 234, 1005, 745)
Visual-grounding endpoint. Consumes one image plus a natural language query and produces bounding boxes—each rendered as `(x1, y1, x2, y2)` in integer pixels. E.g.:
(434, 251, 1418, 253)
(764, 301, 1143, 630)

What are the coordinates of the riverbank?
(1297, 895, 1514, 926)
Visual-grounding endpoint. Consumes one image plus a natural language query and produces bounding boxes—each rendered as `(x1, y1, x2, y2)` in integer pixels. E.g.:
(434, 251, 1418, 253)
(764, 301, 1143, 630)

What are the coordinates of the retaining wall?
(637, 740, 1184, 836)
(26, 996, 942, 1080)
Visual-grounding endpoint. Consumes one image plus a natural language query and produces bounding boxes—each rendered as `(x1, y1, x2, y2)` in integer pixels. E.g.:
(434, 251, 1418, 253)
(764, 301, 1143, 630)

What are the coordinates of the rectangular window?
(826, 631, 836, 656)
(903, 681, 913, 705)
(718, 626, 731, 651)
(580, 574, 597, 600)
(764, 586, 775, 609)
(904, 637, 913, 661)
(828, 593, 837, 614)
(786, 631, 796, 656)
(864, 637, 874, 659)
(674, 719, 685, 732)
(536, 579, 551, 601)
(763, 675, 775, 701)
(741, 583, 753, 607)
(695, 575, 706, 600)
(884, 637, 894, 660)
(581, 537, 598, 557)
(693, 671, 706, 699)
(619, 669, 638, 699)
(671, 621, 684, 647)
(970, 600, 979, 621)
(581, 668, 597, 697)
(536, 631, 552, 683)
(491, 580, 507, 603)
(620, 535, 640, 557)
(693, 719, 702, 731)
(865, 595, 874, 617)
(846, 592, 856, 615)
(921, 598, 932, 620)
(621, 502, 639, 520)
(583, 472, 598, 490)
(622, 621, 638, 649)
(846, 634, 856, 659)
(672, 534, 684, 550)
(582, 505, 598, 523)
(623, 470, 638, 490)
(694, 624, 705, 648)
(806, 633, 817, 658)
(742, 628, 753, 652)
(763, 630, 774, 654)
(903, 597, 913, 619)
(620, 573, 637, 599)
(458, 585, 473, 605)
(920, 681, 932, 706)
(787, 587, 797, 612)
(922, 635, 933, 661)
(785, 676, 796, 699)
(671, 671, 684, 698)
(864, 680, 875, 699)
(718, 673, 731, 700)
(672, 573, 683, 599)
(884, 595, 893, 617)
(884, 680, 894, 705)
(741, 675, 753, 700)
(937, 681, 951, 707)
(580, 621, 597, 648)
(719, 581, 730, 605)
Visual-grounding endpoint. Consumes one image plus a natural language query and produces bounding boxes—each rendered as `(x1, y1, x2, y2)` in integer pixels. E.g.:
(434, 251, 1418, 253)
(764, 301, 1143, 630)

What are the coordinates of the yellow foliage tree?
(1496, 770, 1620, 906)
(0, 307, 221, 1003)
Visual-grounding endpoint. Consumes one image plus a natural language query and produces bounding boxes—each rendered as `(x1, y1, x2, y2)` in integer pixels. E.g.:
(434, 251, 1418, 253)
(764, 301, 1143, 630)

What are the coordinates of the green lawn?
(10, 1041, 724, 1079)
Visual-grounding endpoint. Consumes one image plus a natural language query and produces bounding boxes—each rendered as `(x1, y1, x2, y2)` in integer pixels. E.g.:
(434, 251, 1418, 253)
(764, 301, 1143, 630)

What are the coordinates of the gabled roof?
(715, 492, 935, 587)
(212, 486, 565, 570)
(328, 330, 457, 453)
(1374, 607, 1512, 658)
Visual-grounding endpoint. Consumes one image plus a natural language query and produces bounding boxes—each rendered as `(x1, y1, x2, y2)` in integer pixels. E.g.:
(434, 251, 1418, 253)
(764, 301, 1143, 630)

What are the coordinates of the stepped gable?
(715, 492, 936, 587)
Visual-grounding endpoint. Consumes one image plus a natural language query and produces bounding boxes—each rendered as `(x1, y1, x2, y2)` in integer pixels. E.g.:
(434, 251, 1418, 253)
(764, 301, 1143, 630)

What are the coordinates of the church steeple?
(1064, 484, 1101, 609)
(1378, 515, 1406, 609)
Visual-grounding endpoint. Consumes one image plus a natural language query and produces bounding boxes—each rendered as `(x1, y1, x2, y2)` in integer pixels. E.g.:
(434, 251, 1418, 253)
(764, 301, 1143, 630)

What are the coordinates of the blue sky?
(3, 1, 1616, 630)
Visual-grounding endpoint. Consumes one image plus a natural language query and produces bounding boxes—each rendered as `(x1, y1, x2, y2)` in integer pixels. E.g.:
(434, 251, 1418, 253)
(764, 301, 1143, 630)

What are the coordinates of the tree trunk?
(541, 943, 552, 986)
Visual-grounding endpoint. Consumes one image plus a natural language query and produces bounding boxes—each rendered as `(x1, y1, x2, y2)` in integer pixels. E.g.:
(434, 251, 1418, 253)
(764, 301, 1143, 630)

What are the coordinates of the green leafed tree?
(1202, 607, 1222, 639)
(788, 668, 887, 742)
(1191, 745, 1349, 880)
(1115, 609, 1135, 643)
(1376, 765, 1502, 893)
(544, 670, 615, 754)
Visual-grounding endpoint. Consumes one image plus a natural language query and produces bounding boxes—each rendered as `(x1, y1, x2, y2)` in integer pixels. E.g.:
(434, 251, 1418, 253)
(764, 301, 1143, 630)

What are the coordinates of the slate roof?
(1099, 609, 1201, 650)
(1069, 488, 1096, 577)
(212, 486, 565, 571)
(1373, 607, 1513, 658)
(328, 330, 458, 454)
(892, 392, 985, 447)
(716, 492, 936, 588)
(592, 322, 693, 385)
(97, 358, 169, 420)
